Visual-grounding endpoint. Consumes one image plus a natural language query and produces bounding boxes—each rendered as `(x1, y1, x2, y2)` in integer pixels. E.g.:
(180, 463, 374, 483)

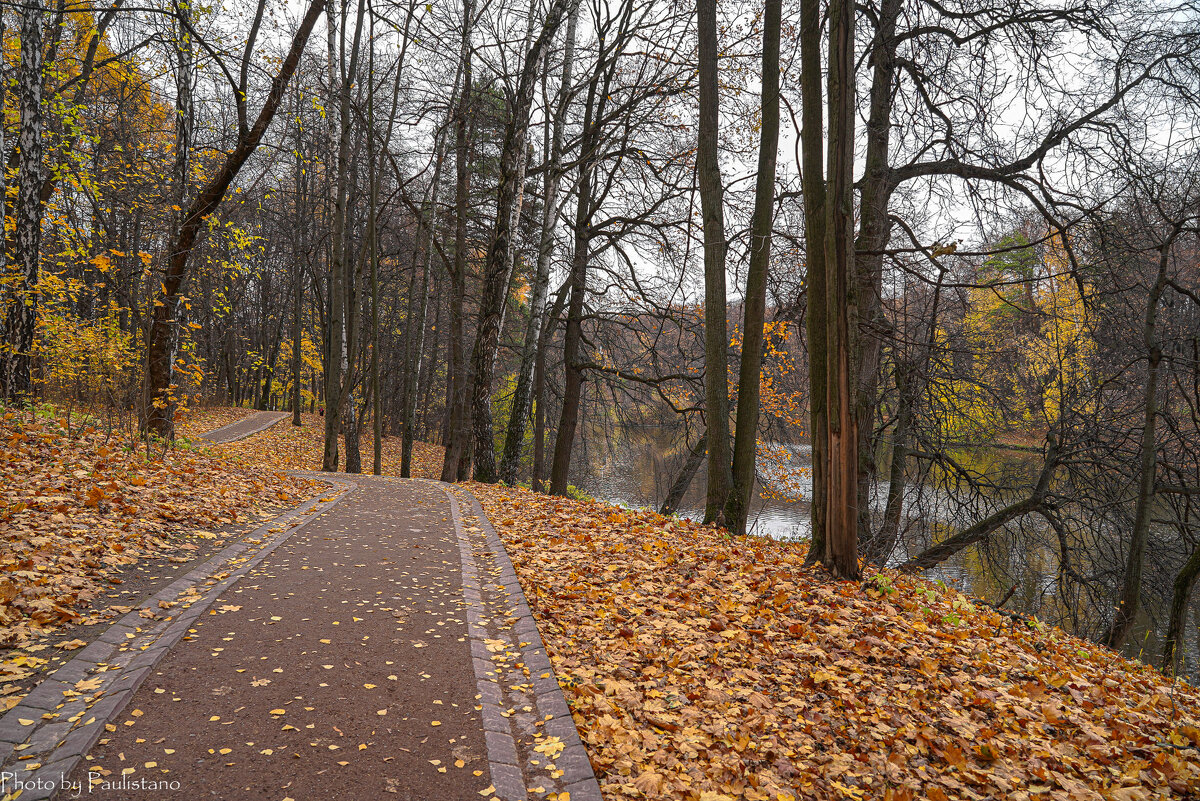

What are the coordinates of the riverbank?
(471, 482, 1200, 800)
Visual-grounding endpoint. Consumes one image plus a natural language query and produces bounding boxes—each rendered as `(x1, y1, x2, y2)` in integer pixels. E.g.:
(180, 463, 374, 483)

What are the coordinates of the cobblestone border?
(198, 410, 290, 444)
(0, 480, 353, 801)
(438, 483, 603, 801)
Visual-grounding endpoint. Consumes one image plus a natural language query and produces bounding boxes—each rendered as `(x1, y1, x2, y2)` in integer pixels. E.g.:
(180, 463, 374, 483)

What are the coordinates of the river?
(569, 426, 1200, 681)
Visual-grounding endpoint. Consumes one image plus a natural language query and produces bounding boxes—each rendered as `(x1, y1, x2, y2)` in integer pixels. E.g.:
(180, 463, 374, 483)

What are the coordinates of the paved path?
(198, 412, 290, 444)
(0, 423, 599, 801)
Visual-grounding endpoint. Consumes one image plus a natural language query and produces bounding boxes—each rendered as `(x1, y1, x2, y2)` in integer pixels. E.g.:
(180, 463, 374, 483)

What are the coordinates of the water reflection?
(569, 427, 1200, 681)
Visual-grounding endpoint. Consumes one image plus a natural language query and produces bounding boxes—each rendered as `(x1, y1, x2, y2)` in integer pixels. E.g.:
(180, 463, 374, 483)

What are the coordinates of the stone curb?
(0, 480, 353, 801)
(435, 482, 603, 801)
(197, 410, 290, 444)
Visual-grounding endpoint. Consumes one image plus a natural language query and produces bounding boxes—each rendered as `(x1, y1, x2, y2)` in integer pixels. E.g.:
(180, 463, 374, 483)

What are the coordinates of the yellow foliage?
(35, 303, 137, 399)
(950, 230, 1095, 437)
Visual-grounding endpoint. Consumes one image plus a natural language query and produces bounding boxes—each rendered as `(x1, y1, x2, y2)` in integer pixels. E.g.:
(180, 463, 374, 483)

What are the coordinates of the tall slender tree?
(499, 3, 579, 486)
(799, 0, 858, 579)
(144, 0, 326, 438)
(469, 0, 572, 483)
(798, 0, 827, 566)
(440, 0, 476, 482)
(696, 0, 732, 524)
(724, 0, 781, 535)
(548, 54, 600, 496)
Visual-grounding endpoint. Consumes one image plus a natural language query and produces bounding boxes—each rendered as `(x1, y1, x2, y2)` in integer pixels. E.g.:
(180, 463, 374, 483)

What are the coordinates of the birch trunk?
(3, 0, 45, 403)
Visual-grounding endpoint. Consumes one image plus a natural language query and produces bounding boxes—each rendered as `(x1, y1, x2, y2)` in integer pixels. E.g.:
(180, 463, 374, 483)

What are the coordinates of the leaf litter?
(63, 407, 1200, 799)
(470, 483, 1200, 801)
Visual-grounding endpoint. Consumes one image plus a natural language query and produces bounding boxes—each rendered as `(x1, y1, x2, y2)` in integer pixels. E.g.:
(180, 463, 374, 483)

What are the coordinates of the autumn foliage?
(472, 483, 1200, 801)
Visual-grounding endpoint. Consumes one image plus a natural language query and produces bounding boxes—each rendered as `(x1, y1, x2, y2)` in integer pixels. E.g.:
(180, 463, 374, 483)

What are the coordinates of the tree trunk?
(852, 0, 901, 555)
(870, 271, 943, 567)
(326, 0, 367, 473)
(440, 0, 474, 482)
(499, 5, 578, 486)
(469, 0, 571, 483)
(799, 0, 827, 566)
(2, 0, 46, 404)
(724, 0, 780, 535)
(822, 0, 860, 580)
(1103, 242, 1170, 649)
(292, 80, 304, 427)
(342, 181, 365, 475)
(696, 0, 732, 525)
(144, 0, 324, 439)
(367, 8, 381, 476)
(258, 307, 286, 412)
(548, 67, 599, 497)
(548, 204, 589, 495)
(402, 140, 447, 477)
(531, 282, 568, 490)
(661, 432, 707, 515)
(2, 0, 126, 263)
(874, 363, 913, 564)
(418, 298, 440, 440)
(1162, 543, 1200, 675)
(321, 0, 346, 470)
(0, 10, 8, 392)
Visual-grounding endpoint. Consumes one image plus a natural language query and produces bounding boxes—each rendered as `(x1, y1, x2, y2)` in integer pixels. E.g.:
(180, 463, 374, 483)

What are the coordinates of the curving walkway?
(0, 419, 599, 801)
(197, 411, 291, 444)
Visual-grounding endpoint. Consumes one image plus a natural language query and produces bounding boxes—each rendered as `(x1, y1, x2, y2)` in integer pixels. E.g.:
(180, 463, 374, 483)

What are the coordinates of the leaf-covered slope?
(0, 409, 314, 646)
(471, 483, 1200, 801)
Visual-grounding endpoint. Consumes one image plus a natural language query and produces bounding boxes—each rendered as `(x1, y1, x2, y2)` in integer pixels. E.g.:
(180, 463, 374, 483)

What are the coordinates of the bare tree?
(724, 0, 781, 535)
(144, 0, 326, 438)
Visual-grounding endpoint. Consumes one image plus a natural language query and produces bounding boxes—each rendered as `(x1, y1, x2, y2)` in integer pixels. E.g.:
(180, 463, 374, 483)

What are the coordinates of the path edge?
(438, 482, 604, 801)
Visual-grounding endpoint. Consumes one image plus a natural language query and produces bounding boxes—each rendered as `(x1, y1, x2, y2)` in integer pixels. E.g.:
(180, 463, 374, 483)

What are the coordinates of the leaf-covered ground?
(470, 483, 1200, 801)
(46, 408, 1195, 799)
(0, 408, 315, 650)
(194, 408, 445, 478)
